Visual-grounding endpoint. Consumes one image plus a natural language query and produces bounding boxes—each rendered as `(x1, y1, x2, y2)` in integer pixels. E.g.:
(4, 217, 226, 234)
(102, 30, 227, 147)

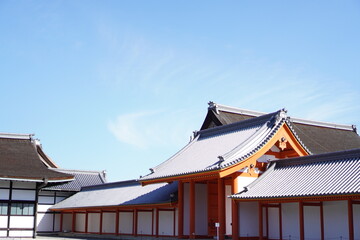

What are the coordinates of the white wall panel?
(354, 204, 360, 240)
(62, 213, 72, 232)
(0, 181, 10, 187)
(0, 216, 8, 228)
(282, 202, 300, 239)
(137, 211, 152, 235)
(37, 204, 52, 212)
(268, 207, 280, 239)
(12, 181, 36, 189)
(225, 185, 232, 235)
(304, 206, 321, 240)
(195, 183, 207, 235)
(75, 213, 85, 232)
(323, 200, 348, 239)
(9, 216, 34, 228)
(54, 213, 61, 232)
(102, 212, 116, 233)
(9, 230, 33, 237)
(0, 230, 7, 237)
(0, 189, 9, 200)
(239, 202, 258, 237)
(159, 211, 174, 236)
(88, 213, 100, 233)
(12, 189, 36, 201)
(37, 213, 53, 232)
(119, 212, 133, 234)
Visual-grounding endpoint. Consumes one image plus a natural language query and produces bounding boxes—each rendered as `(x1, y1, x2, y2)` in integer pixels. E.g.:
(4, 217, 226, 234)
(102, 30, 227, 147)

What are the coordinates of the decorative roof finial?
(208, 101, 219, 114)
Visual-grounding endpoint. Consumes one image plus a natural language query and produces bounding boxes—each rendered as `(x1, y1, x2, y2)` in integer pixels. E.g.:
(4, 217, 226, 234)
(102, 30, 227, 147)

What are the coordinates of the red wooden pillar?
(299, 201, 304, 240)
(133, 209, 138, 236)
(265, 206, 269, 238)
(178, 181, 184, 238)
(189, 180, 196, 238)
(218, 178, 225, 240)
(258, 202, 263, 240)
(99, 210, 103, 234)
(156, 208, 159, 237)
(231, 175, 239, 240)
(320, 202, 324, 240)
(348, 199, 354, 240)
(85, 211, 88, 233)
(72, 211, 76, 232)
(115, 209, 119, 235)
(60, 212, 63, 232)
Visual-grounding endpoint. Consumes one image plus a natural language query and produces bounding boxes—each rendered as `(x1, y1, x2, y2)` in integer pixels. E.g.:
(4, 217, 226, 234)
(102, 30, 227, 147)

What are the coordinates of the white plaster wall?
(0, 189, 9, 200)
(281, 203, 300, 239)
(195, 183, 208, 235)
(159, 211, 174, 235)
(268, 207, 279, 239)
(37, 204, 51, 212)
(54, 213, 61, 232)
(39, 196, 55, 204)
(225, 185, 232, 235)
(12, 189, 36, 201)
(75, 213, 85, 232)
(102, 212, 116, 233)
(87, 213, 100, 233)
(183, 182, 190, 235)
(9, 216, 34, 228)
(282, 202, 300, 239)
(0, 216, 8, 228)
(354, 204, 360, 240)
(304, 206, 321, 240)
(62, 213, 72, 232)
(119, 212, 133, 234)
(0, 181, 10, 188)
(12, 181, 36, 189)
(37, 213, 53, 231)
(9, 230, 33, 237)
(236, 177, 257, 193)
(137, 211, 152, 235)
(0, 230, 7, 237)
(323, 200, 348, 239)
(239, 201, 258, 237)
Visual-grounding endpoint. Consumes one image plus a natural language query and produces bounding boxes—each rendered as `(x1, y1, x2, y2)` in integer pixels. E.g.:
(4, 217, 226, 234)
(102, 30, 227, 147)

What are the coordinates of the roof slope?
(51, 180, 178, 210)
(231, 148, 360, 200)
(44, 169, 107, 191)
(141, 110, 290, 181)
(0, 133, 73, 182)
(201, 102, 360, 154)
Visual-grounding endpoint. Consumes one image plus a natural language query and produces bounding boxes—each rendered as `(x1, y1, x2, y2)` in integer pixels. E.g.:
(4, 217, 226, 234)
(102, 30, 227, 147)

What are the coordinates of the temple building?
(49, 102, 360, 240)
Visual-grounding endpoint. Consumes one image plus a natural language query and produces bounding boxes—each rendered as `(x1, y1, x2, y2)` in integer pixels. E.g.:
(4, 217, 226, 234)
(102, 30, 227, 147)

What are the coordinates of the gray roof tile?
(51, 180, 177, 210)
(231, 148, 360, 199)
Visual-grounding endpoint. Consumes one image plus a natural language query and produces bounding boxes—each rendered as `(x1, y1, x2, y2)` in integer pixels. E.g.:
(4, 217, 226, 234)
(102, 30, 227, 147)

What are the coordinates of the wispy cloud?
(108, 109, 200, 149)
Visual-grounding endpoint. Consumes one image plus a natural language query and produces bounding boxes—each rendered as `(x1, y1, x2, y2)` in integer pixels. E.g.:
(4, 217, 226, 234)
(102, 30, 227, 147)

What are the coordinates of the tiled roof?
(140, 110, 292, 181)
(200, 102, 360, 154)
(0, 133, 73, 182)
(44, 169, 107, 192)
(231, 148, 360, 200)
(51, 180, 178, 210)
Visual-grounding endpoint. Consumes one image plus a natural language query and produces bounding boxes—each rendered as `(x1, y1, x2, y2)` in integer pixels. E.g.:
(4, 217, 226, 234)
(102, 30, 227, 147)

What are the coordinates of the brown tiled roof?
(200, 103, 360, 154)
(0, 135, 74, 182)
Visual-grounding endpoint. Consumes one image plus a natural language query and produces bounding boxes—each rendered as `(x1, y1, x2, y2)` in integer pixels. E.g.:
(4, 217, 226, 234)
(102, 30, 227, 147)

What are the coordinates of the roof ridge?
(208, 102, 356, 131)
(52, 168, 106, 175)
(0, 132, 33, 139)
(273, 148, 360, 167)
(197, 110, 282, 139)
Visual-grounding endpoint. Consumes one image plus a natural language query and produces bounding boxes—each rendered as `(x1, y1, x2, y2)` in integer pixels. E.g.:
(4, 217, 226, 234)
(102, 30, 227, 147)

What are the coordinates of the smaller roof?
(44, 169, 107, 192)
(231, 148, 360, 200)
(51, 180, 178, 210)
(140, 110, 295, 181)
(0, 133, 73, 183)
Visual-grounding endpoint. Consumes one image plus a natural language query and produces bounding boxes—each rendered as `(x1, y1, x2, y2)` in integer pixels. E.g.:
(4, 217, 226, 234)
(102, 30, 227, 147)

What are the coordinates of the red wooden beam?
(178, 181, 184, 238)
(348, 199, 354, 240)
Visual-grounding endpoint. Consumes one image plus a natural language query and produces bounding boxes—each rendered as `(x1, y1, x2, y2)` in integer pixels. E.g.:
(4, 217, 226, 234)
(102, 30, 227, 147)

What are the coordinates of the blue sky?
(0, 1, 359, 182)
